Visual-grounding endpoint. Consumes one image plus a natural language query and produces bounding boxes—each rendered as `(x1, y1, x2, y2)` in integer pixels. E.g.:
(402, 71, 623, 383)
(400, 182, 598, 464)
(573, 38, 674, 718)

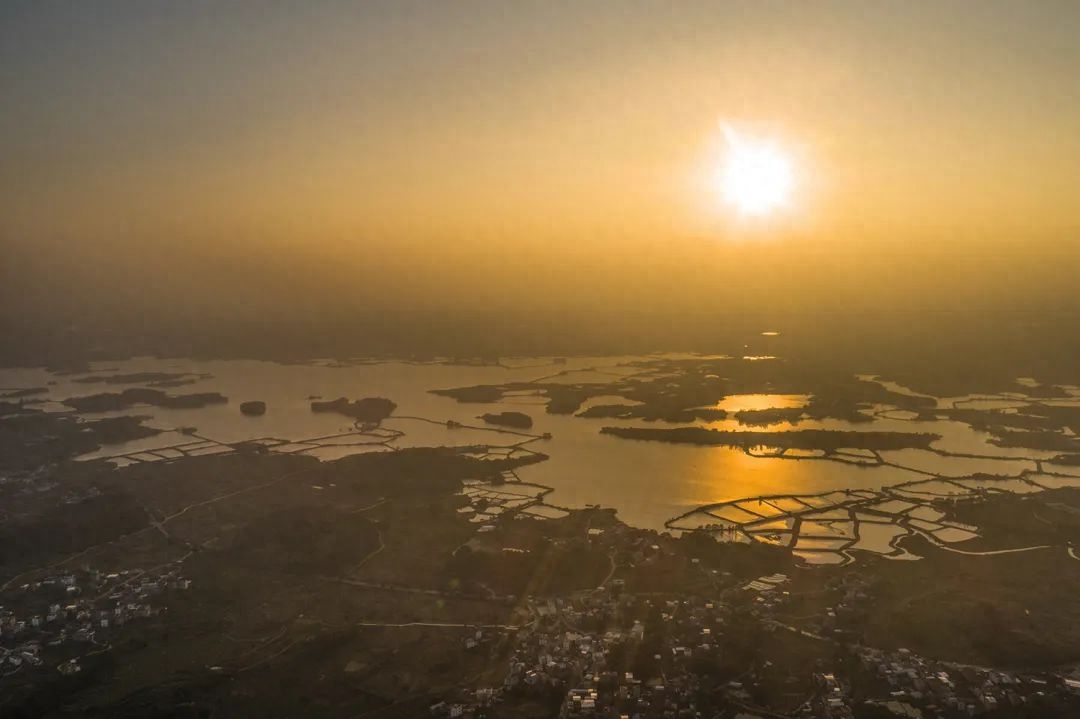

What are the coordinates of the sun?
(716, 125, 794, 217)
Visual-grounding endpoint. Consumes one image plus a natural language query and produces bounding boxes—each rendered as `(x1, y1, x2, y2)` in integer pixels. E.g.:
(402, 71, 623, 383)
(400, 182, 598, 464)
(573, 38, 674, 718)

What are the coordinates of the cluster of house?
(428, 687, 500, 718)
(423, 508, 1080, 719)
(557, 671, 708, 718)
(0, 566, 190, 678)
(429, 561, 851, 718)
(814, 672, 852, 718)
(741, 572, 792, 619)
(735, 566, 1080, 718)
(855, 645, 1075, 717)
(484, 589, 726, 718)
(502, 623, 629, 693)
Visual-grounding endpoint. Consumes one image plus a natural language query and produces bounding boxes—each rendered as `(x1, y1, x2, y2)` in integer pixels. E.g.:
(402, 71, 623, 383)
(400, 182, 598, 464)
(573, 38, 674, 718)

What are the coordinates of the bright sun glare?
(717, 124, 794, 217)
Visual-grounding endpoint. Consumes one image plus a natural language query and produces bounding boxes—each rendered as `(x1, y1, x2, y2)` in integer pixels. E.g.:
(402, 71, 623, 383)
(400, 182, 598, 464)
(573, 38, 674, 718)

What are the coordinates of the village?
(5, 462, 1080, 719)
(426, 564, 1080, 719)
(0, 564, 190, 680)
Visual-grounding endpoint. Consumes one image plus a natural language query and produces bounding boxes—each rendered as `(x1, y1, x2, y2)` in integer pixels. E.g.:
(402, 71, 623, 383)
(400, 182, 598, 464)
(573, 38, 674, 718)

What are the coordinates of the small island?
(310, 396, 397, 422)
(599, 426, 941, 452)
(63, 389, 228, 413)
(239, 401, 267, 416)
(72, 371, 208, 387)
(734, 407, 805, 427)
(478, 411, 533, 429)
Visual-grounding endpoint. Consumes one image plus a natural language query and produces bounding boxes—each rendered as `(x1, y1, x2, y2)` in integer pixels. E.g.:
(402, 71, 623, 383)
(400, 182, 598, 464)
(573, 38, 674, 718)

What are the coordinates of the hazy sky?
(2, 2, 1080, 358)
(4, 1, 1079, 246)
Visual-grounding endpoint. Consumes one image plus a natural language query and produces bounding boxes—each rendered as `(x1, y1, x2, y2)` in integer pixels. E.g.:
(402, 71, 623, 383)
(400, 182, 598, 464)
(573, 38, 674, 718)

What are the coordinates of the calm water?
(1, 356, 1075, 530)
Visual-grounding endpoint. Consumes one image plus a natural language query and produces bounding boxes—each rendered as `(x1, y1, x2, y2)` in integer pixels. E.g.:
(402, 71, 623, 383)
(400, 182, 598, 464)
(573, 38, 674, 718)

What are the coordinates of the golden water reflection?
(710, 394, 811, 412)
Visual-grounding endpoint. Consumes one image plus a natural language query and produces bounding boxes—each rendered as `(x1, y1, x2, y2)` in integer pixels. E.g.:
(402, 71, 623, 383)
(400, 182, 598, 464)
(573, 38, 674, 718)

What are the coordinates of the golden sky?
(2, 2, 1079, 281)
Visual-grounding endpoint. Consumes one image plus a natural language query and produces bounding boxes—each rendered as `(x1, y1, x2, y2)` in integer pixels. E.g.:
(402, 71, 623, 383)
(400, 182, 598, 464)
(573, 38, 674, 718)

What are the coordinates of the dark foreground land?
(3, 403, 1080, 719)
